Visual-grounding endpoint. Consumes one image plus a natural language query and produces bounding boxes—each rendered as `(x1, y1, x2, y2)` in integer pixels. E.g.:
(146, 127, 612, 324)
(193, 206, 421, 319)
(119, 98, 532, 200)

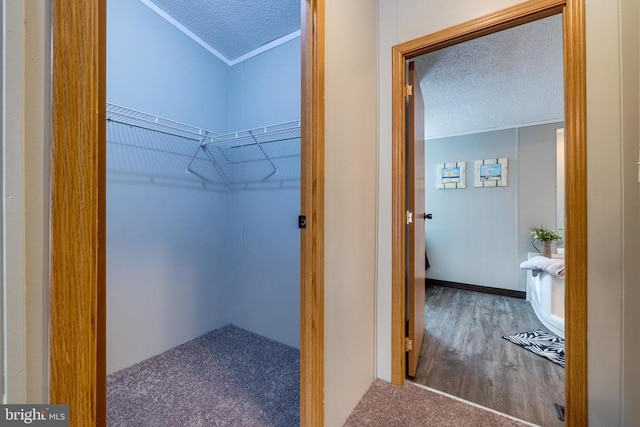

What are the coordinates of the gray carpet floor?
(344, 380, 528, 427)
(107, 325, 300, 427)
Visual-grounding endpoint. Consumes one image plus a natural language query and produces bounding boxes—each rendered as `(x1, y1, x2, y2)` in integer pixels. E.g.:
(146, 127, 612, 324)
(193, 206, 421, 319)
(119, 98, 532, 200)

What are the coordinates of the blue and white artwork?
(474, 158, 508, 187)
(479, 163, 501, 181)
(437, 162, 466, 189)
(442, 166, 461, 181)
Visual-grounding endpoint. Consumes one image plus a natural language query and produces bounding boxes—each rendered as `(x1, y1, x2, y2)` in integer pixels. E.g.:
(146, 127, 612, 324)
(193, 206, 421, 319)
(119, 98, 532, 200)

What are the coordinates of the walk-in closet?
(105, 0, 301, 425)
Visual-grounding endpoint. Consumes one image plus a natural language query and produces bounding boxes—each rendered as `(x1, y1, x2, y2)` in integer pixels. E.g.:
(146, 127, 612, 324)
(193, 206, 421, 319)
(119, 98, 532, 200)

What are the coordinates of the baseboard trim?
(426, 279, 526, 299)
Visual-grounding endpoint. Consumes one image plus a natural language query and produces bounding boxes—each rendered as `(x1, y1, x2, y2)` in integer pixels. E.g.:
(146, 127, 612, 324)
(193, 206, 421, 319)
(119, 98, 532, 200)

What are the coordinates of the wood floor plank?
(413, 285, 565, 427)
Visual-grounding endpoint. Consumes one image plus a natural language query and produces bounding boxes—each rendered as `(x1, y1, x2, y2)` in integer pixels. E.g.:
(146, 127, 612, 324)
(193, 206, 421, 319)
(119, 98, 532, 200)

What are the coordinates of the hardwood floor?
(412, 285, 565, 427)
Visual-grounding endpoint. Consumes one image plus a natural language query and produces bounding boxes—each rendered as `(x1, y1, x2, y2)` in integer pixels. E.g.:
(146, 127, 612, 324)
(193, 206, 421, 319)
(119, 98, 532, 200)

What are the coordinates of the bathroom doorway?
(391, 1, 587, 425)
(407, 16, 566, 424)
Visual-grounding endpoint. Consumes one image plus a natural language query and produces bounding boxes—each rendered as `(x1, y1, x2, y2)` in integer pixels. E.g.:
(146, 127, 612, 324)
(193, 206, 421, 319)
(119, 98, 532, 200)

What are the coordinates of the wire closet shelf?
(106, 103, 301, 189)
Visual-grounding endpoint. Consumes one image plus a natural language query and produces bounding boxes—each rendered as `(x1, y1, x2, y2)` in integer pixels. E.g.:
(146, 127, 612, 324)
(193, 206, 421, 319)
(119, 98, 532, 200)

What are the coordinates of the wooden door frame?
(390, 1, 587, 426)
(300, 1, 325, 426)
(49, 1, 107, 425)
(49, 0, 325, 426)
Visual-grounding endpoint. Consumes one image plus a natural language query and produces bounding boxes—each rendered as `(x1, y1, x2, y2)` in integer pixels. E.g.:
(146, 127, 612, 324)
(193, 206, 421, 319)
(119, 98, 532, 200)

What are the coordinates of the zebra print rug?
(503, 329, 565, 368)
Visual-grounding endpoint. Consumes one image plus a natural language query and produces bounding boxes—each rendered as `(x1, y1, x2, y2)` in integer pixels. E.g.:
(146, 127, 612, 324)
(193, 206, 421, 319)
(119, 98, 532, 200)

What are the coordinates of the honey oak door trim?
(301, 0, 325, 426)
(49, 0, 107, 426)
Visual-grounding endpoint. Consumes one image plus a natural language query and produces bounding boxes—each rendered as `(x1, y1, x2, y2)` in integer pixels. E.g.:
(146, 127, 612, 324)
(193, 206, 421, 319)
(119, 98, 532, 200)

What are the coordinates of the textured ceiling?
(415, 14, 564, 139)
(141, 2, 561, 137)
(147, 0, 301, 62)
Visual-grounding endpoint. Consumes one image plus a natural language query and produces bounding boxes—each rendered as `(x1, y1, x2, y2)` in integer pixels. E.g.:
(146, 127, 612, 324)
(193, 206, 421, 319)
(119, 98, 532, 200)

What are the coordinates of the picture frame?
(474, 158, 508, 187)
(437, 162, 466, 189)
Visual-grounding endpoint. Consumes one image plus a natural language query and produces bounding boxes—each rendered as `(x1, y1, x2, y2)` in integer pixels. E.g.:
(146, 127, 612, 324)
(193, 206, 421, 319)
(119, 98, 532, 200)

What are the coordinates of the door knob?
(423, 213, 433, 220)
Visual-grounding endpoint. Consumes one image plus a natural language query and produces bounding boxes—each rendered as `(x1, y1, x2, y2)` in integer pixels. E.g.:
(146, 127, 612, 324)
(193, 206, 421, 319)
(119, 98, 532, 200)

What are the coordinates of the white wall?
(23, 0, 51, 403)
(324, 1, 378, 425)
(106, 184, 230, 373)
(227, 38, 301, 131)
(229, 188, 300, 348)
(586, 0, 628, 424)
(377, 0, 640, 425)
(226, 40, 301, 349)
(2, 0, 51, 403)
(424, 124, 559, 292)
(517, 123, 560, 288)
(3, 0, 28, 403)
(107, 0, 228, 130)
(425, 130, 519, 289)
(620, 1, 640, 425)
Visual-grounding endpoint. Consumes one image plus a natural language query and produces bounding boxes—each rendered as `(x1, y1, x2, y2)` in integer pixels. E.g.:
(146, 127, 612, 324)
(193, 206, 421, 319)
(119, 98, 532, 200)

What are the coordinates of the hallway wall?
(324, 0, 378, 425)
(620, 1, 640, 424)
(2, 0, 52, 403)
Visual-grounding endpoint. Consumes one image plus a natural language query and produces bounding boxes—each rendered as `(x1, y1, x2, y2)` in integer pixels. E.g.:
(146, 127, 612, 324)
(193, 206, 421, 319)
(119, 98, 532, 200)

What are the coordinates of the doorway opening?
(49, 0, 325, 425)
(104, 1, 302, 424)
(405, 15, 566, 426)
(391, 1, 587, 426)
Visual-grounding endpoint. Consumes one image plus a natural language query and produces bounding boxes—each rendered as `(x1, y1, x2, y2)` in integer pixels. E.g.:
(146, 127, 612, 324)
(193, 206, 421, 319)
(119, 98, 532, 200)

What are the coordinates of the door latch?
(298, 215, 306, 229)
(406, 210, 413, 225)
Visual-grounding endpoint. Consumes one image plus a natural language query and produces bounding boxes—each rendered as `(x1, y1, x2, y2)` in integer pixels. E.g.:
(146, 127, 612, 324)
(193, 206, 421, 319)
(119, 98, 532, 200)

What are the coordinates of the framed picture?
(437, 162, 466, 189)
(474, 158, 508, 187)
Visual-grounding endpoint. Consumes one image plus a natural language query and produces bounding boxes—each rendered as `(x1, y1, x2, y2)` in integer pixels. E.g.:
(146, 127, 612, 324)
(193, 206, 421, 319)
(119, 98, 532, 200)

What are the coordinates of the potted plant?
(530, 226, 563, 258)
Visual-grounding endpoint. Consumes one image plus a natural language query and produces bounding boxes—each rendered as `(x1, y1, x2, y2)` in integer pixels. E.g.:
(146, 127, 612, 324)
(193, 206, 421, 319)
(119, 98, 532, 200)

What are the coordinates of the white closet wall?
(107, 0, 228, 130)
(107, 184, 231, 373)
(227, 39, 301, 349)
(106, 0, 301, 373)
(227, 39, 301, 131)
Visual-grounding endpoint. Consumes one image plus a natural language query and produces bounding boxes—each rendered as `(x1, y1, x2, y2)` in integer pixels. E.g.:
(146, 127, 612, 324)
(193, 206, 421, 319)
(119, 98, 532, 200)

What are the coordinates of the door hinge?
(405, 337, 413, 352)
(404, 84, 413, 97)
(406, 210, 413, 225)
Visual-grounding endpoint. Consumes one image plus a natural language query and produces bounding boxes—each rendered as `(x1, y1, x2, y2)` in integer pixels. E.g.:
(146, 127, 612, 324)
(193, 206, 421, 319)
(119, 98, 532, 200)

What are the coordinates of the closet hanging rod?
(106, 103, 221, 142)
